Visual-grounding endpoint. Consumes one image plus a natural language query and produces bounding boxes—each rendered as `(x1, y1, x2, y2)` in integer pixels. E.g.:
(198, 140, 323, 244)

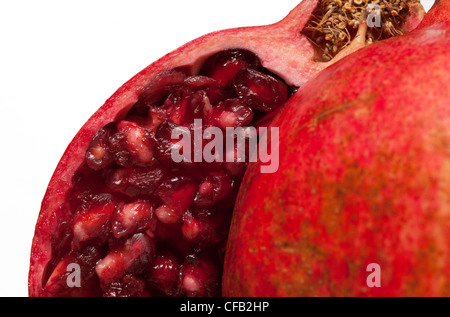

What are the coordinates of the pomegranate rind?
(418, 0, 450, 28)
(223, 11, 450, 296)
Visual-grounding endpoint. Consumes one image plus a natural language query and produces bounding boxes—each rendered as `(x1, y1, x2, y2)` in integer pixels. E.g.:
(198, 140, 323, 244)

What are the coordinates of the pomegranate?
(224, 0, 450, 296)
(29, 0, 425, 297)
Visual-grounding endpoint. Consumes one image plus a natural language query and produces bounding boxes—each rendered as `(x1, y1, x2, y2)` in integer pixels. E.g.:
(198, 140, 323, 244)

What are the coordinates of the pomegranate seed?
(106, 165, 165, 197)
(86, 125, 115, 170)
(193, 173, 233, 208)
(183, 209, 231, 248)
(155, 121, 194, 165)
(155, 204, 182, 224)
(183, 76, 227, 105)
(147, 108, 167, 132)
(109, 132, 132, 167)
(115, 121, 154, 166)
(102, 274, 149, 297)
(222, 129, 256, 178)
(95, 233, 156, 284)
(180, 254, 220, 297)
(183, 75, 217, 89)
(181, 211, 201, 241)
(157, 176, 198, 213)
(187, 90, 208, 119)
(139, 70, 187, 107)
(201, 49, 261, 87)
(45, 246, 103, 296)
(205, 99, 253, 129)
(164, 92, 190, 125)
(72, 194, 116, 248)
(202, 94, 213, 116)
(147, 252, 180, 296)
(234, 68, 288, 112)
(112, 200, 156, 239)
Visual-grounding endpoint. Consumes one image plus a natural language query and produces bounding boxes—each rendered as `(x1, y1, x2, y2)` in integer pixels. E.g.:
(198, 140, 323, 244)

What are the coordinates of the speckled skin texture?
(223, 2, 450, 297)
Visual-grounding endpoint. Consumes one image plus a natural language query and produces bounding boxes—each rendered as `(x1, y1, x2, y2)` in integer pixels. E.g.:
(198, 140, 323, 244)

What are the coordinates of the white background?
(0, 0, 435, 297)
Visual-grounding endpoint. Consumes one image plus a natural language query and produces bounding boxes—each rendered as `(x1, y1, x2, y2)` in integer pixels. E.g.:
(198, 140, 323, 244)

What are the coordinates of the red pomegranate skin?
(223, 1, 450, 297)
(420, 0, 450, 28)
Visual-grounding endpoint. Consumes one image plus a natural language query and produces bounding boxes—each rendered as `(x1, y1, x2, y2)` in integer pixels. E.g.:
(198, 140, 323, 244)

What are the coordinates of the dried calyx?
(303, 0, 422, 61)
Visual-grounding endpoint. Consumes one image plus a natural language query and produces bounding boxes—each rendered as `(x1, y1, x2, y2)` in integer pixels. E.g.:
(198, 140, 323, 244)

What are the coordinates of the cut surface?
(40, 49, 296, 297)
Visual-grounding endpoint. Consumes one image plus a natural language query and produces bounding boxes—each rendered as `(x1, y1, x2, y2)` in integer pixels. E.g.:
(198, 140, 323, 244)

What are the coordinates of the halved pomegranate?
(29, 0, 425, 297)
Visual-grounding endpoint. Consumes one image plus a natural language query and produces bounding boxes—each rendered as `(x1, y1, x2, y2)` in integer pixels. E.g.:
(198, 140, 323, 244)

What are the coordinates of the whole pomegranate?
(224, 0, 450, 296)
(29, 0, 426, 297)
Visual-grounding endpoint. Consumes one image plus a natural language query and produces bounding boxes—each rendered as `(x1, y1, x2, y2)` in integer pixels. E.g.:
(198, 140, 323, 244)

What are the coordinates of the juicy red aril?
(181, 211, 201, 241)
(45, 49, 294, 297)
(193, 172, 233, 209)
(85, 124, 115, 171)
(73, 194, 117, 249)
(115, 121, 155, 166)
(157, 176, 198, 213)
(107, 121, 155, 167)
(155, 205, 182, 225)
(154, 121, 192, 165)
(180, 253, 221, 297)
(205, 99, 253, 129)
(182, 209, 230, 249)
(102, 274, 149, 297)
(106, 165, 165, 197)
(95, 233, 155, 284)
(200, 49, 261, 88)
(112, 200, 156, 239)
(234, 68, 288, 112)
(139, 70, 187, 107)
(147, 252, 180, 296)
(44, 245, 103, 297)
(183, 75, 218, 89)
(223, 127, 257, 179)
